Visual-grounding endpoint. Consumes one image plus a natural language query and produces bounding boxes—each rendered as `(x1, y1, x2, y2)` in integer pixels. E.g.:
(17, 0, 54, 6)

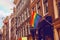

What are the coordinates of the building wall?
(2, 25, 7, 40)
(15, 0, 31, 40)
(30, 0, 44, 16)
(10, 14, 17, 40)
(14, 0, 20, 5)
(12, 0, 60, 40)
(52, 0, 60, 40)
(30, 0, 60, 40)
(0, 29, 3, 40)
(3, 16, 9, 40)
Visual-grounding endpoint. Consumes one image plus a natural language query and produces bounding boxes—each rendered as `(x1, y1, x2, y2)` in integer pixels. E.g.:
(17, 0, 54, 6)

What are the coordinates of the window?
(26, 27, 28, 36)
(22, 27, 24, 37)
(19, 30, 21, 37)
(17, 31, 19, 38)
(43, 0, 48, 15)
(17, 17, 18, 26)
(27, 8, 30, 17)
(18, 17, 20, 26)
(57, 28, 60, 40)
(26, 9, 28, 18)
(57, 1, 60, 16)
(36, 0, 40, 14)
(31, 0, 34, 3)
(22, 14, 24, 22)
(21, 16, 22, 24)
(25, 24, 28, 36)
(27, 22, 30, 35)
(24, 11, 25, 21)
(24, 11, 27, 20)
(19, 16, 21, 25)
(16, 0, 21, 13)
(17, 0, 25, 13)
(21, 29, 23, 37)
(21, 15, 23, 22)
(58, 8, 60, 16)
(31, 7, 36, 12)
(24, 26, 25, 36)
(19, 29, 21, 37)
(43, 0, 47, 3)
(36, 4, 38, 14)
(21, 0, 25, 6)
(23, 13, 25, 21)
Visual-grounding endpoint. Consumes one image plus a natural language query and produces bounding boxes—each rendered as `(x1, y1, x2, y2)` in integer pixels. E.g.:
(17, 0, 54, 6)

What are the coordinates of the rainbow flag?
(30, 11, 42, 28)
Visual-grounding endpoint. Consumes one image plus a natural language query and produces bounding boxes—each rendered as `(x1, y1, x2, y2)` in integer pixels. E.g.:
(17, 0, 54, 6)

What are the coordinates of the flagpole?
(42, 16, 53, 24)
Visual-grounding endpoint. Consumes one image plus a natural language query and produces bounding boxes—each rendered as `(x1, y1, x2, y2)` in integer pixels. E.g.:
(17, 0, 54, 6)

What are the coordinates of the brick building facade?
(2, 0, 60, 40)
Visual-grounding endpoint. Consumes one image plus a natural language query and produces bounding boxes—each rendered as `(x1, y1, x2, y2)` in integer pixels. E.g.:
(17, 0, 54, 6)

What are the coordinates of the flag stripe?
(30, 11, 42, 28)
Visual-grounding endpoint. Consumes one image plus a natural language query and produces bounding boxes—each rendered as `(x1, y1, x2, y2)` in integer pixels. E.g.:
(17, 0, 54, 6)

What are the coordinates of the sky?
(0, 0, 15, 29)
